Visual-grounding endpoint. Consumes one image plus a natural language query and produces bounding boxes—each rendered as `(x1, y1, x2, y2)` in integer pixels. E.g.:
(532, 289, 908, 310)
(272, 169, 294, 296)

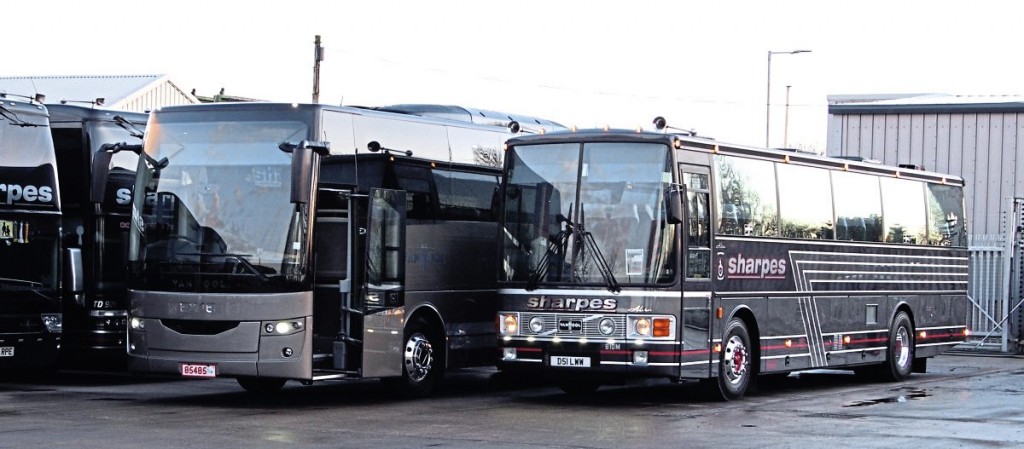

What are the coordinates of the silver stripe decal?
(825, 347, 887, 355)
(498, 288, 711, 298)
(762, 353, 813, 361)
(917, 341, 964, 348)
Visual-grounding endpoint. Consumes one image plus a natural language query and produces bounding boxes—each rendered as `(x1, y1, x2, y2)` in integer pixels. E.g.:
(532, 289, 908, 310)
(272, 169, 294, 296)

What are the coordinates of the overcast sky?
(7, 0, 1023, 151)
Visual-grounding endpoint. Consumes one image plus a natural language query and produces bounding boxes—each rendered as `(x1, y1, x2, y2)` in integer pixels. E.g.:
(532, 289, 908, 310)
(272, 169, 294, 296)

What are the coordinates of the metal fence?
(965, 234, 1013, 352)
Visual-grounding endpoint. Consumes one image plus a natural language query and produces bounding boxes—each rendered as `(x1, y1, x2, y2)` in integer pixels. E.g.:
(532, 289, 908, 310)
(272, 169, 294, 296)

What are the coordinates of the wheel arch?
(405, 303, 448, 367)
(727, 306, 761, 374)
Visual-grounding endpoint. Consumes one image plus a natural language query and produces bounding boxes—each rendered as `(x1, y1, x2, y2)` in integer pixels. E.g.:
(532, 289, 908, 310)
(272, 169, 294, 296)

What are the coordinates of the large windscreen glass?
(128, 113, 311, 293)
(502, 141, 676, 287)
(0, 109, 60, 298)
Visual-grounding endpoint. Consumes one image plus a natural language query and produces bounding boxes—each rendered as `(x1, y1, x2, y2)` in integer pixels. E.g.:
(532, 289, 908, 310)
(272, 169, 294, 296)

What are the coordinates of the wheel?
(385, 318, 444, 398)
(558, 381, 600, 396)
(879, 311, 914, 382)
(716, 318, 752, 400)
(236, 376, 286, 394)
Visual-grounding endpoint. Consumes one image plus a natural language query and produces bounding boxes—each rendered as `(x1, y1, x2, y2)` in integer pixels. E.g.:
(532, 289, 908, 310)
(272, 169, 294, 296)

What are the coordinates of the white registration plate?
(0, 346, 13, 357)
(180, 363, 217, 378)
(550, 356, 591, 368)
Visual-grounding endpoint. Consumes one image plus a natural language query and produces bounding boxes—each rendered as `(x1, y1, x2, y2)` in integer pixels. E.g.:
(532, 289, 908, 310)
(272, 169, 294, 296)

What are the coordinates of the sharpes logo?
(526, 296, 617, 312)
(725, 253, 788, 279)
(0, 183, 54, 205)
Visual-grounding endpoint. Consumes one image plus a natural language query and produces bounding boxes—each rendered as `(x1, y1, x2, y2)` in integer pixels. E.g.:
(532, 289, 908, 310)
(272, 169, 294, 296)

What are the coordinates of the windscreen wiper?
(574, 224, 621, 294)
(0, 277, 56, 301)
(177, 252, 270, 282)
(525, 227, 572, 291)
(0, 104, 43, 127)
(112, 115, 144, 139)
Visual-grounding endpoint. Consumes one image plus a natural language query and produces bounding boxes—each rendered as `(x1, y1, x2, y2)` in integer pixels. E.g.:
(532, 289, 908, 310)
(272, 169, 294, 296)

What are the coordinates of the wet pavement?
(0, 350, 1022, 448)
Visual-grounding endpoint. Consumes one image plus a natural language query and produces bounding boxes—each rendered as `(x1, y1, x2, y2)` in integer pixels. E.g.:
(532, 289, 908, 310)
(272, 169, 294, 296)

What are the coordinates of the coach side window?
(777, 164, 833, 239)
(714, 155, 778, 237)
(927, 183, 967, 247)
(682, 169, 711, 279)
(880, 177, 927, 245)
(832, 171, 883, 242)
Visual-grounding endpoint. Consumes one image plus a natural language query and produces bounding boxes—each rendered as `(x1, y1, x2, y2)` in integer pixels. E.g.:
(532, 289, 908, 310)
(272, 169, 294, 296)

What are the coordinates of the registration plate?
(0, 347, 13, 357)
(550, 356, 591, 367)
(180, 363, 217, 378)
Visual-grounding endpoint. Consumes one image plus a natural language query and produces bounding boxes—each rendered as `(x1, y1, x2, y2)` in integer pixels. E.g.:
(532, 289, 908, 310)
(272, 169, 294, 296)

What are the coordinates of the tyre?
(385, 318, 444, 398)
(716, 318, 752, 400)
(236, 376, 287, 394)
(879, 311, 914, 382)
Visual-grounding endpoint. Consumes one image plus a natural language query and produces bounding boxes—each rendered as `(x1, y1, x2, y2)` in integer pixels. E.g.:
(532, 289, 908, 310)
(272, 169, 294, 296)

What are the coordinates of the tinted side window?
(880, 177, 927, 245)
(832, 171, 883, 242)
(714, 155, 778, 237)
(777, 164, 833, 239)
(927, 183, 967, 247)
(433, 168, 498, 221)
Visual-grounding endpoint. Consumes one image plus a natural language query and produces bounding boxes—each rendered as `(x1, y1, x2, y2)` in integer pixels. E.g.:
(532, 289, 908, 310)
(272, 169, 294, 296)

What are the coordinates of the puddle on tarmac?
(843, 388, 930, 407)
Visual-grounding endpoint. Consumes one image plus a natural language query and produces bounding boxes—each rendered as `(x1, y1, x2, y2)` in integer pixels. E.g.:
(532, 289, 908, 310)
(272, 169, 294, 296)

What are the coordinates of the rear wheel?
(236, 376, 286, 394)
(879, 311, 914, 382)
(384, 318, 444, 398)
(716, 318, 752, 400)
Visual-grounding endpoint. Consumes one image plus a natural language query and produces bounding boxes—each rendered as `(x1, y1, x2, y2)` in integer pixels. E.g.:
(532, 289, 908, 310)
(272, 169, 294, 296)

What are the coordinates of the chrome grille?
(520, 313, 626, 338)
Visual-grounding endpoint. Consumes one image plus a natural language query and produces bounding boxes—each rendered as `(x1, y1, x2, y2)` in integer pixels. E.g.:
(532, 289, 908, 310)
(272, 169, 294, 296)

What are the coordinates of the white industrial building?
(0, 74, 199, 112)
(827, 93, 1024, 352)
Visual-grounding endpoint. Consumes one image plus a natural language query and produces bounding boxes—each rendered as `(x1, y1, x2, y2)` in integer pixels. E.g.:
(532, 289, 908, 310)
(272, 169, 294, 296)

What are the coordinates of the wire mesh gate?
(965, 199, 1024, 353)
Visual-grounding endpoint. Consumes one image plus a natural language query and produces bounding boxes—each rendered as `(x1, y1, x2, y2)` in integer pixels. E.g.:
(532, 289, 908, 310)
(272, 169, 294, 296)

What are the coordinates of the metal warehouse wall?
(827, 110, 1024, 236)
(118, 80, 198, 112)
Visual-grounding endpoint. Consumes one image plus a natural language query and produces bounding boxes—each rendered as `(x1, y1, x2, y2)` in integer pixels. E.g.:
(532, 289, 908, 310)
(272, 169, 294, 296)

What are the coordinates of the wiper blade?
(576, 226, 621, 294)
(0, 277, 56, 301)
(0, 277, 43, 289)
(0, 105, 43, 127)
(176, 252, 270, 282)
(525, 229, 571, 291)
(112, 115, 145, 139)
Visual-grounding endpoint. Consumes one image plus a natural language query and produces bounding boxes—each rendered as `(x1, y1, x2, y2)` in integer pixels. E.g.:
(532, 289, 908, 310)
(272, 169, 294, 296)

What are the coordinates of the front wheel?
(879, 311, 915, 382)
(384, 319, 444, 398)
(716, 318, 752, 400)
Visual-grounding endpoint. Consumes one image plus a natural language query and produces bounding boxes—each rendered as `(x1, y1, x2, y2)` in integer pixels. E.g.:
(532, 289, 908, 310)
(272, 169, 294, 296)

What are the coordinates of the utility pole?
(312, 35, 324, 104)
(784, 85, 791, 148)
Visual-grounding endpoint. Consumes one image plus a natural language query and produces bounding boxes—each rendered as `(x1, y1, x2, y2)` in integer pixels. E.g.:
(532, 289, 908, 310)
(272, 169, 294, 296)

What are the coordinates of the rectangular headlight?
(40, 313, 62, 333)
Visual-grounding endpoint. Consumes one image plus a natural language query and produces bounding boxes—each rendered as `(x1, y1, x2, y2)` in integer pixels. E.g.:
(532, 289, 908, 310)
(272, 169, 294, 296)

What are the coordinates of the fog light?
(503, 347, 517, 361)
(282, 347, 294, 357)
(633, 350, 649, 365)
(265, 323, 275, 333)
(276, 322, 291, 334)
(599, 318, 615, 335)
(529, 316, 544, 333)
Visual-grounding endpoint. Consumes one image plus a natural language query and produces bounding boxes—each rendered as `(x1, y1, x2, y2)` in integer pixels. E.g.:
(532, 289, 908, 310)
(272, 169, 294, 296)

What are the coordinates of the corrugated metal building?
(0, 74, 199, 112)
(828, 94, 1024, 352)
(827, 93, 1024, 236)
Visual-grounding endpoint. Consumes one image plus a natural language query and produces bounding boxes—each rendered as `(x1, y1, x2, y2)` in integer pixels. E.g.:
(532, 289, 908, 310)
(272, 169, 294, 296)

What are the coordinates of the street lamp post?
(766, 49, 810, 148)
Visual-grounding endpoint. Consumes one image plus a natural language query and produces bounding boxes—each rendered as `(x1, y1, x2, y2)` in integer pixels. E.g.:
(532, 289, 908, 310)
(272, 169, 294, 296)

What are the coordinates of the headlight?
(599, 318, 616, 336)
(634, 318, 651, 336)
(130, 316, 147, 330)
(264, 319, 305, 335)
(529, 316, 544, 333)
(628, 315, 675, 339)
(500, 313, 519, 335)
(40, 313, 62, 333)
